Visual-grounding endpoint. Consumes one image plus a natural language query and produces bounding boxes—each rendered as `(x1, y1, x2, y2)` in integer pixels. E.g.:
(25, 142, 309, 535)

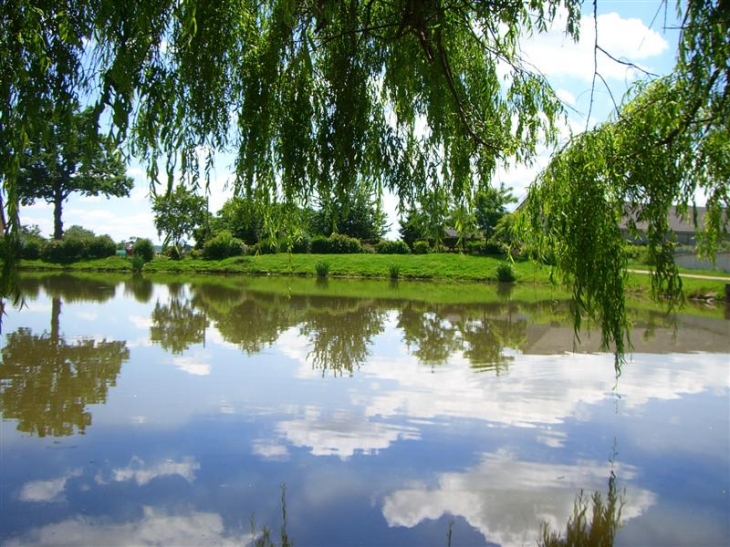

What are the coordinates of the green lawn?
(17, 252, 730, 300)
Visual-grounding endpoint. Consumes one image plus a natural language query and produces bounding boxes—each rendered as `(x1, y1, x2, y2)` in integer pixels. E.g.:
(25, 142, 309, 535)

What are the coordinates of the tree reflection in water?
(150, 288, 209, 354)
(398, 301, 527, 372)
(300, 298, 386, 377)
(0, 296, 128, 437)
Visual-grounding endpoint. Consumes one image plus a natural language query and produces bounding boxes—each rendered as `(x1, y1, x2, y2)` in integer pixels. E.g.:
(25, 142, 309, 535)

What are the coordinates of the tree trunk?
(53, 187, 64, 240)
(51, 296, 62, 344)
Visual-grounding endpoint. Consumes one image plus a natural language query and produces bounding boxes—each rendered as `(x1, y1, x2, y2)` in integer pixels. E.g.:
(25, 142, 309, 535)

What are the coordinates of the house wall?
(674, 251, 730, 273)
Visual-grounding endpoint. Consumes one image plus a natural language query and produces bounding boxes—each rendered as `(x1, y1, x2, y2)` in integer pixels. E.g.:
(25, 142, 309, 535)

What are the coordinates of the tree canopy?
(1, 1, 727, 359)
(16, 106, 133, 239)
(522, 1, 729, 361)
(152, 184, 207, 250)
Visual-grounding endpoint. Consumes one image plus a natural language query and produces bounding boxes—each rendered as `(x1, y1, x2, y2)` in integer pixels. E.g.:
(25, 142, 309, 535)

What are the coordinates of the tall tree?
(152, 184, 207, 251)
(16, 107, 133, 239)
(474, 183, 518, 240)
(1, 1, 727, 358)
(312, 186, 387, 241)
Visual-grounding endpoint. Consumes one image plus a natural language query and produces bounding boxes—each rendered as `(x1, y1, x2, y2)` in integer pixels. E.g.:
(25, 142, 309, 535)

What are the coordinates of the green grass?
(140, 253, 558, 282)
(19, 255, 134, 271)
(16, 252, 730, 300)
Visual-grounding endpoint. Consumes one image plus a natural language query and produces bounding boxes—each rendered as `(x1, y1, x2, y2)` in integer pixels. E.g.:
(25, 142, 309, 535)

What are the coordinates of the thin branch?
(586, 0, 599, 132)
(596, 46, 658, 78)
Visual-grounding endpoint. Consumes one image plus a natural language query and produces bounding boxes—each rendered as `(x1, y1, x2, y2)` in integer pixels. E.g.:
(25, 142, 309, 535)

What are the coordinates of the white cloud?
(555, 88, 577, 106)
(252, 440, 290, 460)
(96, 456, 200, 486)
(3, 506, 252, 547)
(276, 405, 420, 460)
(19, 469, 83, 503)
(171, 352, 212, 376)
(522, 10, 669, 83)
(382, 450, 656, 547)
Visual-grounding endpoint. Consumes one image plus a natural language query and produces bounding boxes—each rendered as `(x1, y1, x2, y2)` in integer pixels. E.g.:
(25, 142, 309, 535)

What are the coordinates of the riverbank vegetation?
(16, 249, 729, 305)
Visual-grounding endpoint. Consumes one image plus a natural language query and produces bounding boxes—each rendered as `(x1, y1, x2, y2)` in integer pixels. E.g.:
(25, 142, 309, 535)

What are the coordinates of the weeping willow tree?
(1, 1, 727, 357)
(522, 0, 729, 363)
(0, 0, 580, 264)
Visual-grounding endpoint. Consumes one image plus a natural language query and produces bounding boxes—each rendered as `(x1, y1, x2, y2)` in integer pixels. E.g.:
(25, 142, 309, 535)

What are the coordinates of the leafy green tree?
(312, 186, 387, 241)
(214, 197, 264, 245)
(474, 183, 518, 239)
(132, 237, 155, 262)
(152, 184, 207, 251)
(16, 107, 133, 239)
(520, 1, 729, 363)
(399, 209, 429, 249)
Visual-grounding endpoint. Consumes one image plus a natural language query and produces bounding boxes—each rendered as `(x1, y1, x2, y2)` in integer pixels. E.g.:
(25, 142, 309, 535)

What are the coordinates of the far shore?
(15, 253, 730, 303)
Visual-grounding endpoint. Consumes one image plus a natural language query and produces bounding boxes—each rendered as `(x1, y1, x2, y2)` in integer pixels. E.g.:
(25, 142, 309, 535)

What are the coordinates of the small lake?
(1, 273, 728, 546)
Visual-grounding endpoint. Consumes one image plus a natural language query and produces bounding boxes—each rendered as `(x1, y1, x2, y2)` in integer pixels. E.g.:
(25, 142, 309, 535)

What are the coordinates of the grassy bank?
(17, 252, 730, 299)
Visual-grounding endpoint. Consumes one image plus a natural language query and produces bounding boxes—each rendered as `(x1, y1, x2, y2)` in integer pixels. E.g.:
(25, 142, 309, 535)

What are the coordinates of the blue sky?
(20, 1, 682, 244)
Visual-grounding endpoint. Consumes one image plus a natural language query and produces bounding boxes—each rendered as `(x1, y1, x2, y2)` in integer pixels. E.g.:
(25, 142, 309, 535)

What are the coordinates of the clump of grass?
(389, 263, 400, 280)
(496, 261, 516, 282)
(315, 260, 330, 278)
(539, 474, 624, 547)
(130, 256, 145, 273)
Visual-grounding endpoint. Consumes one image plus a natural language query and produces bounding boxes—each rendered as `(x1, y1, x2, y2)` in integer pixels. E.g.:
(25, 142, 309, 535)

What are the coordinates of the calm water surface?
(1, 274, 728, 546)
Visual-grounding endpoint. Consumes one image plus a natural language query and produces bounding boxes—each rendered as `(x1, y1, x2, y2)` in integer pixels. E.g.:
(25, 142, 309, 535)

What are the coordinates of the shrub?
(164, 245, 181, 260)
(130, 256, 145, 272)
(20, 236, 45, 260)
(255, 237, 279, 255)
(88, 235, 117, 259)
(311, 235, 330, 254)
(40, 240, 64, 263)
(328, 233, 362, 254)
(482, 240, 504, 256)
(203, 231, 245, 260)
(315, 260, 330, 277)
(289, 235, 311, 254)
(466, 240, 485, 255)
(41, 237, 86, 263)
(377, 239, 411, 254)
(132, 238, 155, 262)
(496, 262, 516, 283)
(412, 240, 431, 255)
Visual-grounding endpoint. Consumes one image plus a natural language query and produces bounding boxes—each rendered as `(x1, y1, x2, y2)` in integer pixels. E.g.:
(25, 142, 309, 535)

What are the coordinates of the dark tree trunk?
(51, 296, 62, 343)
(53, 186, 64, 240)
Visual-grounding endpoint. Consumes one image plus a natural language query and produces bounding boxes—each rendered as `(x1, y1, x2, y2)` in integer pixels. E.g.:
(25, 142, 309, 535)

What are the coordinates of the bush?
(164, 245, 181, 260)
(41, 237, 87, 263)
(290, 235, 311, 254)
(482, 240, 504, 256)
(377, 239, 411, 254)
(88, 235, 117, 259)
(130, 256, 145, 272)
(254, 237, 279, 255)
(20, 236, 45, 260)
(310, 235, 330, 254)
(203, 231, 245, 260)
(465, 240, 485, 255)
(328, 233, 362, 254)
(132, 238, 155, 262)
(412, 240, 431, 255)
(389, 264, 400, 280)
(496, 262, 516, 282)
